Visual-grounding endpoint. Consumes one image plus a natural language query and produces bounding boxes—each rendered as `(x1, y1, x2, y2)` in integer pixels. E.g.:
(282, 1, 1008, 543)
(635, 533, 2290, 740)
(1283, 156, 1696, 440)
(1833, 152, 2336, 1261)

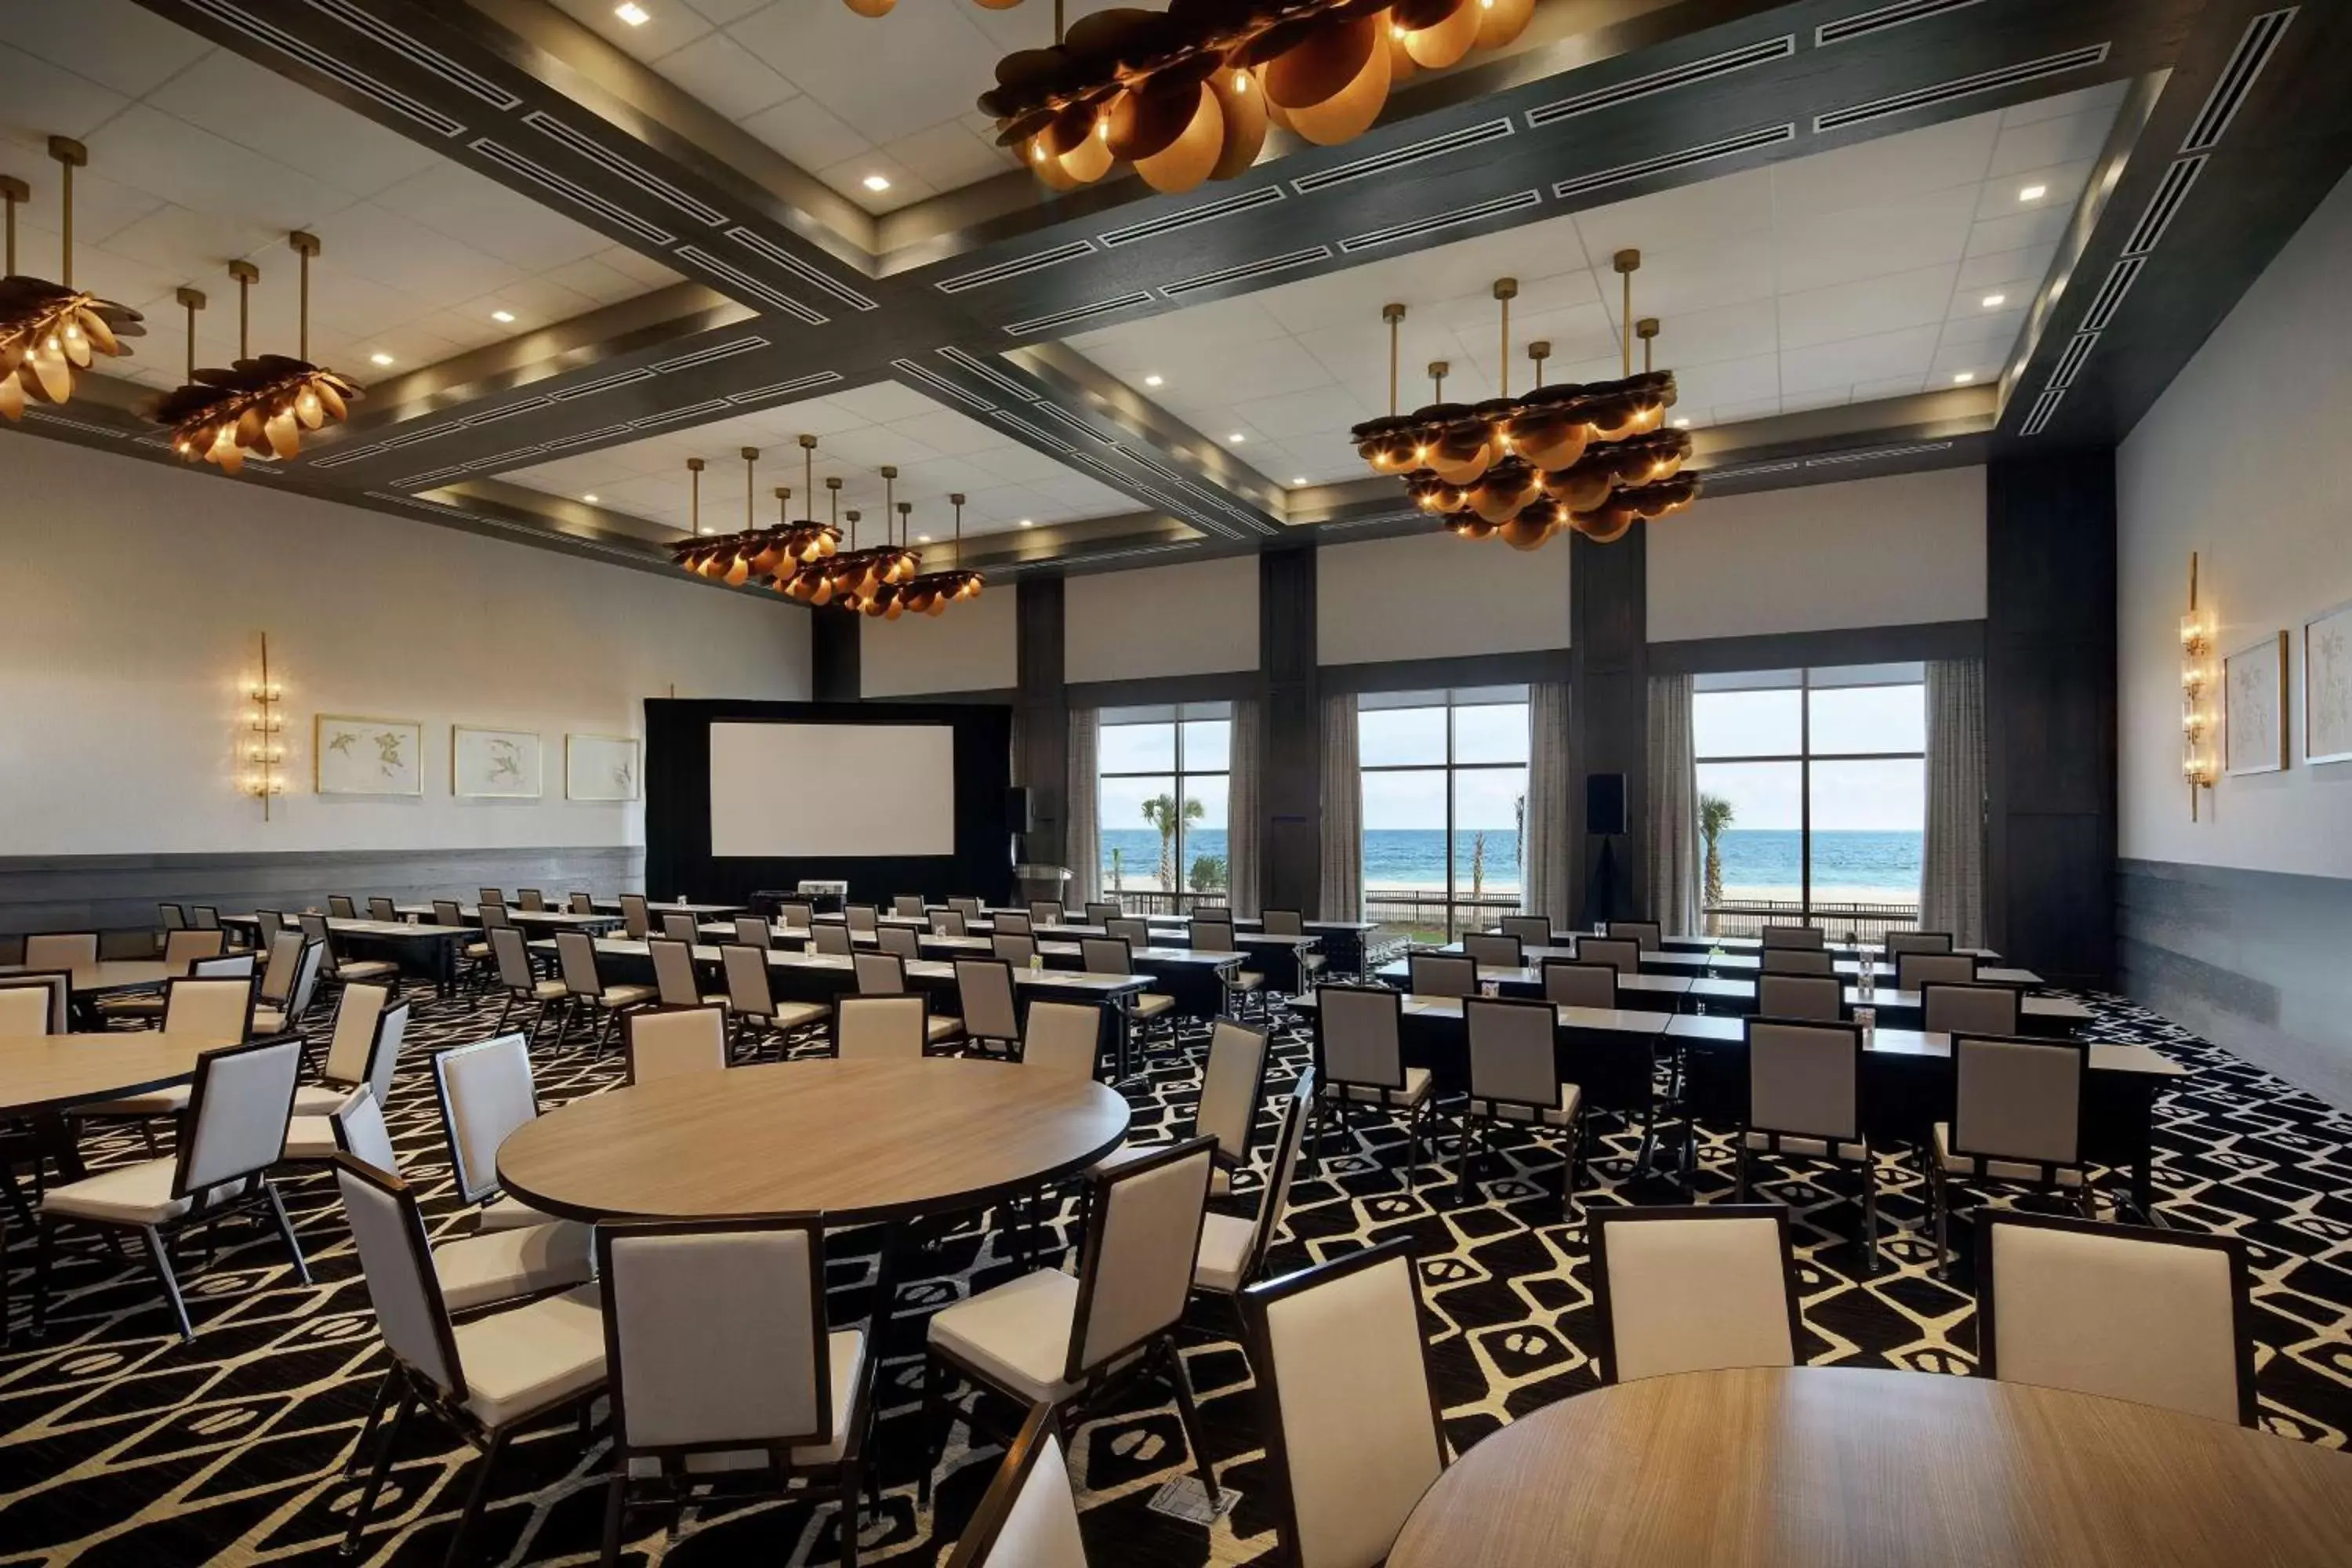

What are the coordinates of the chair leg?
(1931, 1163, 1951, 1280)
(837, 1458, 863, 1568)
(343, 1367, 398, 1479)
(262, 1181, 310, 1285)
(1403, 1102, 1423, 1193)
(599, 1469, 629, 1568)
(442, 1426, 512, 1568)
(31, 1214, 58, 1336)
(1160, 1335, 1221, 1506)
(1454, 1110, 1478, 1197)
(1860, 1158, 1880, 1276)
(141, 1225, 194, 1342)
(343, 1383, 417, 1556)
(1734, 1139, 1751, 1201)
(916, 1352, 947, 1507)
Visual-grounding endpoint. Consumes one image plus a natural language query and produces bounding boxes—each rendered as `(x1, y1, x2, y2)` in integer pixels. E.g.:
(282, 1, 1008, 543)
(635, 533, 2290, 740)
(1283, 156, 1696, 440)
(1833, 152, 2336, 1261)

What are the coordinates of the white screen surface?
(708, 723, 956, 857)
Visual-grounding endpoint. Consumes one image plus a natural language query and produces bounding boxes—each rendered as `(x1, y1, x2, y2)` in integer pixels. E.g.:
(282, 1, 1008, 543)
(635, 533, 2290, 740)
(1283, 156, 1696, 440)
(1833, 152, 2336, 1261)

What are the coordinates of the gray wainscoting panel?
(0, 846, 644, 950)
(2119, 858, 2352, 1111)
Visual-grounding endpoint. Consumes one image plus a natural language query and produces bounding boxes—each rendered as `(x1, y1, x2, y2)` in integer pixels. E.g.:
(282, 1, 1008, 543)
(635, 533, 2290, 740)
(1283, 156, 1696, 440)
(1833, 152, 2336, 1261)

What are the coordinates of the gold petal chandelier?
(670, 437, 985, 617)
(1350, 250, 1699, 549)
(845, 0, 1536, 194)
(153, 231, 361, 473)
(0, 137, 146, 422)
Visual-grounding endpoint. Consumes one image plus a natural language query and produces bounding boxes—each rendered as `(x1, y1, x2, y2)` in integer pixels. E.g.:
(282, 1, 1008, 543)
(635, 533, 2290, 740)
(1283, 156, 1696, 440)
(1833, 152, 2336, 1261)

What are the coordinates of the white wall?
(1065, 554, 1259, 683)
(2118, 169, 2352, 880)
(1646, 466, 1987, 643)
(0, 435, 810, 857)
(859, 585, 1018, 696)
(1316, 529, 1572, 666)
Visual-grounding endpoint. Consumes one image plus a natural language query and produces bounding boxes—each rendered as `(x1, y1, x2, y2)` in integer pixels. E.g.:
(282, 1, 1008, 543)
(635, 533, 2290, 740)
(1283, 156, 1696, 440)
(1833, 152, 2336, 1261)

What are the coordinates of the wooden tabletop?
(496, 1057, 1131, 1225)
(532, 938, 1153, 995)
(220, 914, 469, 942)
(593, 898, 746, 916)
(0, 1031, 238, 1116)
(1387, 1366, 2352, 1568)
(1664, 1014, 2184, 1078)
(0, 960, 174, 996)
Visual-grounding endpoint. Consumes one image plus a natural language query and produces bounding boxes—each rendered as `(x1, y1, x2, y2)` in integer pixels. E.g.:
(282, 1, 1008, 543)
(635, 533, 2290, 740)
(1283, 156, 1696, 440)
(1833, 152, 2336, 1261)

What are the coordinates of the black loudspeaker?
(1585, 773, 1627, 836)
(1007, 786, 1035, 833)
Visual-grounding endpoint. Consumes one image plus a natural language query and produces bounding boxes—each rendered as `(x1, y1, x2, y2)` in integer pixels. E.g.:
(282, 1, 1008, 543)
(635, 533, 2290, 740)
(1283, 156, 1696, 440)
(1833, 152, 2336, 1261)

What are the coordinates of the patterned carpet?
(3, 985, 2350, 1566)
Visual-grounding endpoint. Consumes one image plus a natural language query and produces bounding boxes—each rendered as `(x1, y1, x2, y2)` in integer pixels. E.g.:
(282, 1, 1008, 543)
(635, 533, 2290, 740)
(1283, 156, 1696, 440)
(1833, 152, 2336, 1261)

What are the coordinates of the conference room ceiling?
(3, 0, 2343, 585)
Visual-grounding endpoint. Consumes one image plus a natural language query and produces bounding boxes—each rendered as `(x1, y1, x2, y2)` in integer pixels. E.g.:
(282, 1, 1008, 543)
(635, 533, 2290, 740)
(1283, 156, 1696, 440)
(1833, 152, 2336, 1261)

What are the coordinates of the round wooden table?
(1387, 1367, 2352, 1567)
(0, 1032, 233, 1116)
(0, 960, 173, 997)
(496, 1058, 1132, 1225)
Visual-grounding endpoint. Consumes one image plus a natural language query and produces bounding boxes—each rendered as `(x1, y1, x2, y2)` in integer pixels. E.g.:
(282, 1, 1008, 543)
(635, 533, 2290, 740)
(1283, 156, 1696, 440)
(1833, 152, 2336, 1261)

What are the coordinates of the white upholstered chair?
(1192, 916, 1264, 1016)
(1458, 931, 1522, 967)
(1737, 1018, 1877, 1270)
(554, 929, 655, 1053)
(1588, 1204, 1800, 1384)
(1930, 1033, 2096, 1276)
(1921, 981, 2020, 1035)
(1759, 946, 1835, 976)
(943, 1402, 1087, 1568)
(1760, 924, 1824, 949)
(719, 943, 829, 1059)
(1887, 930, 1955, 956)
(1019, 1000, 1102, 1080)
(1606, 919, 1663, 952)
(432, 1033, 569, 1234)
(1897, 950, 1978, 991)
(1756, 973, 1842, 1022)
(956, 958, 1021, 1057)
(23, 931, 97, 971)
(1192, 1069, 1314, 1298)
(1406, 952, 1477, 998)
(623, 1005, 729, 1084)
(1461, 996, 1584, 1207)
(1499, 914, 1552, 946)
(1309, 985, 1434, 1184)
(1542, 959, 1618, 1009)
(812, 923, 857, 956)
(488, 924, 568, 1045)
(833, 993, 931, 1060)
(648, 936, 725, 1009)
(250, 934, 325, 1034)
(0, 972, 70, 1034)
(281, 989, 409, 1157)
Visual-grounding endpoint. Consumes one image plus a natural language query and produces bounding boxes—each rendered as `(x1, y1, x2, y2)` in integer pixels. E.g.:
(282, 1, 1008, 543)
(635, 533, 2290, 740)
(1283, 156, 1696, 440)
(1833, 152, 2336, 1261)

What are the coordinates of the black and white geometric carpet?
(4, 988, 2350, 1565)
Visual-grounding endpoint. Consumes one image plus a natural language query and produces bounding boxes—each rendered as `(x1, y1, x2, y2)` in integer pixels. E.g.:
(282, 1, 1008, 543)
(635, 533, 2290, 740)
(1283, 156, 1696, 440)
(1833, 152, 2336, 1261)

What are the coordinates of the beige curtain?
(1523, 681, 1573, 927)
(1922, 659, 1986, 948)
(1646, 674, 1700, 933)
(1065, 708, 1100, 907)
(1228, 697, 1263, 917)
(1317, 691, 1361, 921)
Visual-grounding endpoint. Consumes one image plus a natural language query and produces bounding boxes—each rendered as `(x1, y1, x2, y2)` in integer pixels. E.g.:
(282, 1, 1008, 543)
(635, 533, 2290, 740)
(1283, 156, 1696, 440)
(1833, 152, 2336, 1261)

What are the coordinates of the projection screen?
(708, 722, 956, 857)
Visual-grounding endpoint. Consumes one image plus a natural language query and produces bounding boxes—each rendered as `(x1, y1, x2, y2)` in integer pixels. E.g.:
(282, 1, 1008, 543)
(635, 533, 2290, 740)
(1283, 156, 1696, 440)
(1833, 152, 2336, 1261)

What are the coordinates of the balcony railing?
(1703, 898, 1921, 943)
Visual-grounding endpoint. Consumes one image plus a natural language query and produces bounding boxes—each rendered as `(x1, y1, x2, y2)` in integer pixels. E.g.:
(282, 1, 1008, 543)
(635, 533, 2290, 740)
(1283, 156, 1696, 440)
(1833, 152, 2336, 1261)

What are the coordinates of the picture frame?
(2223, 632, 2289, 777)
(453, 725, 543, 798)
(2305, 601, 2352, 766)
(315, 713, 424, 796)
(566, 732, 641, 801)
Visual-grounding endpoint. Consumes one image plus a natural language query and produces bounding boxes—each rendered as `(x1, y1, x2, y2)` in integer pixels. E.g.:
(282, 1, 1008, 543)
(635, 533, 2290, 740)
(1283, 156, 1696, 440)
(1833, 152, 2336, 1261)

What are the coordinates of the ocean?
(1095, 826, 1921, 895)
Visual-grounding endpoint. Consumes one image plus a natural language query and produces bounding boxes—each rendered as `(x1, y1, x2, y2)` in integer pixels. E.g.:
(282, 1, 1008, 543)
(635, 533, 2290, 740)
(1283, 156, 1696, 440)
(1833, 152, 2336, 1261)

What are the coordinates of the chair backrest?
(1606, 919, 1663, 952)
(1029, 901, 1064, 927)
(599, 1214, 837, 1461)
(1746, 1018, 1862, 1144)
(1755, 973, 1842, 1022)
(1069, 1138, 1216, 1377)
(1407, 953, 1478, 998)
(490, 925, 537, 993)
(1898, 950, 1977, 991)
(1261, 908, 1304, 937)
(163, 975, 256, 1042)
(845, 904, 880, 933)
(1980, 1211, 2255, 1428)
(1105, 917, 1150, 948)
(1760, 924, 1824, 949)
(625, 1006, 729, 1084)
(1953, 1033, 2088, 1170)
(195, 953, 257, 978)
(893, 895, 925, 916)
(1542, 959, 1617, 1010)
(478, 887, 506, 910)
(950, 897, 982, 920)
(720, 943, 778, 1019)
(1314, 985, 1404, 1093)
(1241, 1238, 1446, 1568)
(854, 951, 907, 995)
(648, 938, 702, 1007)
(811, 923, 855, 956)
(328, 895, 359, 919)
(368, 896, 398, 921)
(431, 899, 464, 927)
(24, 931, 97, 970)
(162, 902, 190, 931)
(517, 888, 547, 912)
(176, 1035, 303, 1196)
(1887, 930, 1955, 956)
(431, 1033, 538, 1207)
(877, 925, 920, 960)
(364, 1002, 412, 1107)
(322, 981, 392, 1086)
(1498, 914, 1552, 946)
(929, 910, 967, 938)
(554, 930, 608, 998)
(995, 910, 1033, 936)
(1922, 982, 2020, 1036)
(1759, 946, 1835, 977)
(1084, 902, 1121, 926)
(480, 903, 514, 933)
(993, 932, 1039, 964)
(660, 912, 700, 945)
(733, 916, 772, 949)
(1080, 936, 1133, 976)
(192, 906, 222, 929)
(1466, 996, 1560, 1111)
(297, 910, 336, 971)
(619, 893, 652, 939)
(0, 973, 70, 1033)
(332, 1156, 465, 1402)
(255, 909, 288, 943)
(1196, 1019, 1270, 1163)
(1022, 1000, 1101, 1080)
(1589, 1206, 1800, 1384)
(567, 892, 595, 916)
(1193, 917, 1238, 952)
(958, 958, 1021, 1040)
(834, 993, 928, 1059)
(1234, 1069, 1316, 1289)
(256, 927, 307, 1004)
(780, 902, 815, 931)
(331, 1084, 400, 1172)
(1459, 932, 1521, 967)
(944, 1403, 1087, 1568)
(1577, 936, 1642, 975)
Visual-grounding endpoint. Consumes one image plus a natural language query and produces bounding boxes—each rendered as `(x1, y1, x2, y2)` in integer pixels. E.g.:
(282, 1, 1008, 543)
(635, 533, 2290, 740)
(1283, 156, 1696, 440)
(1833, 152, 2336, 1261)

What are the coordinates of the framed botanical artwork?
(566, 733, 641, 801)
(453, 726, 542, 798)
(2305, 601, 2352, 766)
(316, 714, 423, 796)
(2223, 632, 2289, 777)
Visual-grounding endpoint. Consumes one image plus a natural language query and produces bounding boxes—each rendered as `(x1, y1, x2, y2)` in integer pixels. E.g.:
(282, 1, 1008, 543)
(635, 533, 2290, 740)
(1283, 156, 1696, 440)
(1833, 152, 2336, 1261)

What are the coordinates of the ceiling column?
(1258, 547, 1321, 917)
(1570, 529, 1649, 927)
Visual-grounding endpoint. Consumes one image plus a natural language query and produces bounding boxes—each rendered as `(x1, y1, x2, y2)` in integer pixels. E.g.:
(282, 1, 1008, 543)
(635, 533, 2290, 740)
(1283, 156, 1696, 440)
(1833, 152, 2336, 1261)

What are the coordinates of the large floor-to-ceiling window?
(1693, 664, 1925, 935)
(1358, 688, 1530, 940)
(1096, 703, 1231, 907)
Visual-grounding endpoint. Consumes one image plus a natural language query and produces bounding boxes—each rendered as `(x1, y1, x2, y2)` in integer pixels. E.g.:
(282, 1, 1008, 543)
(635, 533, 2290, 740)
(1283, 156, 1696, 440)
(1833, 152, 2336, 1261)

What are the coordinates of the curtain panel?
(1065, 707, 1101, 908)
(1523, 681, 1573, 927)
(1228, 697, 1263, 917)
(1922, 658, 1987, 949)
(1317, 691, 1362, 921)
(1646, 673, 1700, 934)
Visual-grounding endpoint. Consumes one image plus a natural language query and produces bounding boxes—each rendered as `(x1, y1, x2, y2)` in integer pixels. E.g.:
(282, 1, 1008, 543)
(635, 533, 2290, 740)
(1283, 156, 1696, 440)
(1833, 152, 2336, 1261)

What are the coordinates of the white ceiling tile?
(2000, 78, 2129, 129)
(1934, 303, 2029, 350)
(1572, 165, 1779, 263)
(652, 31, 797, 122)
(0, 0, 210, 98)
(1777, 263, 1957, 350)
(1650, 297, 1780, 368)
(828, 380, 942, 423)
(739, 93, 872, 172)
(1780, 386, 1854, 414)
(883, 120, 1019, 193)
(310, 200, 530, 304)
(1852, 373, 1928, 401)
(1612, 238, 1780, 318)
(816, 151, 937, 213)
(0, 49, 132, 149)
(98, 202, 286, 278)
(1712, 396, 1784, 424)
(1227, 383, 1381, 440)
(885, 408, 1011, 456)
(5, 163, 168, 253)
(597, 244, 692, 288)
(1778, 324, 1940, 394)
(1927, 343, 1997, 382)
(729, 2, 1000, 147)
(142, 49, 444, 198)
(371, 162, 612, 273)
(962, 444, 1069, 484)
(547, 0, 712, 60)
(1964, 202, 2072, 259)
(1772, 185, 1977, 291)
(543, 253, 652, 305)
(684, 0, 770, 24)
(1973, 161, 2093, 221)
(82, 104, 354, 231)
(1770, 114, 1998, 219)
(1671, 352, 1781, 409)
(1955, 244, 2057, 294)
(1988, 112, 2116, 179)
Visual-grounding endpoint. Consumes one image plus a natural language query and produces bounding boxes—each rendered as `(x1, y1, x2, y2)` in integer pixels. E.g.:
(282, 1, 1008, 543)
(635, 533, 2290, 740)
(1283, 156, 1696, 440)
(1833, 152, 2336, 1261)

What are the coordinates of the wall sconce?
(2180, 553, 2216, 818)
(245, 633, 286, 816)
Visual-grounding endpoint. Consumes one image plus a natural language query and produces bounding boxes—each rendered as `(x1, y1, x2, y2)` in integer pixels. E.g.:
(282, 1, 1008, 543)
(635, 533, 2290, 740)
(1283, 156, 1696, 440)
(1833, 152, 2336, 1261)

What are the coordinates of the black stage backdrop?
(644, 699, 1014, 908)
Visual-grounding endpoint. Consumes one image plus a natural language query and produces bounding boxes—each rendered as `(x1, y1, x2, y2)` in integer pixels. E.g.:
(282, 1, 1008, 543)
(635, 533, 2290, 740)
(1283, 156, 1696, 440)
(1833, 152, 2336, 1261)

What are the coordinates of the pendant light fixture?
(155, 230, 361, 471)
(0, 137, 146, 422)
(672, 432, 842, 588)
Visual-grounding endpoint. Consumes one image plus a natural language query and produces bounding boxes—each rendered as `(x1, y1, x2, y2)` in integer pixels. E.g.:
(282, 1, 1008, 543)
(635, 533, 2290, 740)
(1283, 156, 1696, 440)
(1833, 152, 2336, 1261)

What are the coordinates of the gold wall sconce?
(245, 632, 286, 816)
(2180, 552, 2216, 818)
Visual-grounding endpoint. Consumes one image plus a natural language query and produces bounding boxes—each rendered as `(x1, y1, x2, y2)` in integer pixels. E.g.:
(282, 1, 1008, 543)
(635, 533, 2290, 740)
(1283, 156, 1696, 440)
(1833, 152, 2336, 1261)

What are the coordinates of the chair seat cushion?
(622, 1327, 866, 1473)
(453, 1283, 608, 1429)
(598, 985, 658, 1010)
(436, 1221, 596, 1313)
(339, 960, 400, 980)
(1933, 1123, 2084, 1186)
(1322, 1065, 1434, 1107)
(479, 1194, 568, 1232)
(44, 1160, 252, 1225)
(1134, 994, 1175, 1018)
(1193, 1210, 1256, 1294)
(74, 1084, 191, 1117)
(290, 1083, 351, 1116)
(1743, 1128, 1869, 1162)
(252, 1005, 295, 1033)
(926, 1014, 964, 1044)
(528, 979, 569, 1001)
(1469, 1083, 1584, 1128)
(284, 1114, 339, 1161)
(95, 995, 166, 1018)
(464, 942, 492, 959)
(1229, 972, 1264, 992)
(768, 1000, 829, 1031)
(927, 1268, 1081, 1404)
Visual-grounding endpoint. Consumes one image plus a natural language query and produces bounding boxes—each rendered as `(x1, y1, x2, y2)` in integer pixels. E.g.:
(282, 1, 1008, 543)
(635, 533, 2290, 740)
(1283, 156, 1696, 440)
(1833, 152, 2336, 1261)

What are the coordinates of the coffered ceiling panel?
(501, 380, 1145, 540)
(1059, 83, 2126, 490)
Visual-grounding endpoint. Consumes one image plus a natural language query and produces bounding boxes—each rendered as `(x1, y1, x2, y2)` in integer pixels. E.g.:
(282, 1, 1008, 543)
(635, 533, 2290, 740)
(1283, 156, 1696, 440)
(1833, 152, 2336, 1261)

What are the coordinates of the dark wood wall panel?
(1259, 548, 1320, 916)
(811, 614, 860, 704)
(1014, 576, 1069, 873)
(1570, 528, 1648, 926)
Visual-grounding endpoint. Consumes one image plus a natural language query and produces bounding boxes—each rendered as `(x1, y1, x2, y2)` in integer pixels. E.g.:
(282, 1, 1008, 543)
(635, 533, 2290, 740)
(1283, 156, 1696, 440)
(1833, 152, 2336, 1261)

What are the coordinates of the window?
(1097, 703, 1231, 904)
(1358, 688, 1530, 941)
(1693, 664, 1924, 934)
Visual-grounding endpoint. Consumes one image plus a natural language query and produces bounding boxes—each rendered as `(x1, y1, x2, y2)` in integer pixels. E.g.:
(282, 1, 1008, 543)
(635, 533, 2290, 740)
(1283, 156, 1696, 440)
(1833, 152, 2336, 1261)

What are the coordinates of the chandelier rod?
(176, 287, 205, 382)
(1382, 303, 1404, 416)
(688, 457, 702, 536)
(289, 231, 319, 363)
(49, 137, 83, 287)
(800, 433, 818, 524)
(1639, 317, 1658, 375)
(951, 492, 965, 572)
(1614, 249, 1641, 377)
(742, 447, 757, 532)
(228, 260, 258, 360)
(1, 174, 21, 276)
(1494, 279, 1515, 398)
(882, 466, 898, 548)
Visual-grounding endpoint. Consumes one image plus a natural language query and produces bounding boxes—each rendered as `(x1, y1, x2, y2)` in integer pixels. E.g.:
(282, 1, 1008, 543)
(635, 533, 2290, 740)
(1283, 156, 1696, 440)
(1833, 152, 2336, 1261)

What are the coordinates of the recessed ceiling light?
(1292, 476, 1308, 485)
(916, 533, 930, 543)
(583, 493, 598, 503)
(1018, 518, 1033, 528)
(1671, 417, 1690, 428)
(1980, 293, 2006, 308)
(614, 2, 650, 25)
(490, 309, 515, 324)
(1228, 431, 1246, 443)
(1952, 371, 1976, 384)
(2018, 183, 2046, 201)
(1143, 374, 1163, 387)
(862, 173, 891, 193)
(368, 352, 394, 366)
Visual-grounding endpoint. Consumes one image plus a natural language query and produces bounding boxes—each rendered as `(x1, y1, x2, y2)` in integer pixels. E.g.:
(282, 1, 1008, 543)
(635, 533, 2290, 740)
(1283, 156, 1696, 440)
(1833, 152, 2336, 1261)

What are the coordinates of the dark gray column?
(1985, 452, 2116, 989)
(809, 612, 858, 703)
(1569, 528, 1649, 927)
(1258, 547, 1321, 915)
(1014, 576, 1069, 871)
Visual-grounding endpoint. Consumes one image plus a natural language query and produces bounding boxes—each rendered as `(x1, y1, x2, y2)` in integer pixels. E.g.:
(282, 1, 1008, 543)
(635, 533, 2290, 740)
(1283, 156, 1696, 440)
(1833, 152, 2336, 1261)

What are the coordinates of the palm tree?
(1142, 793, 1203, 891)
(1699, 792, 1735, 935)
